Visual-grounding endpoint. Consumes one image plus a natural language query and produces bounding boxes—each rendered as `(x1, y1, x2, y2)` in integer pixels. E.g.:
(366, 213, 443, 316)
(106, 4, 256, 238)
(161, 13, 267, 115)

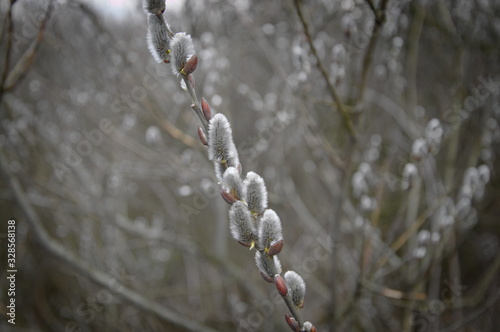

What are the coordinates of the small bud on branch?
(181, 54, 198, 76)
(201, 97, 212, 121)
(197, 126, 207, 145)
(285, 314, 300, 332)
(274, 274, 288, 297)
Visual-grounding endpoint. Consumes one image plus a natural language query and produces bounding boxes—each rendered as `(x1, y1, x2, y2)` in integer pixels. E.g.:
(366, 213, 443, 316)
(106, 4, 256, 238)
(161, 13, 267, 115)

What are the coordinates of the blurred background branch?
(0, 0, 499, 331)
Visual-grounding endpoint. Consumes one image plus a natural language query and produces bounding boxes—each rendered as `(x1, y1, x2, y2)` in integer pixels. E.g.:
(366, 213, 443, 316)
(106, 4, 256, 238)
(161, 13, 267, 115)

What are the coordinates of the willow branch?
(293, 0, 358, 143)
(358, 0, 388, 102)
(3, 0, 54, 93)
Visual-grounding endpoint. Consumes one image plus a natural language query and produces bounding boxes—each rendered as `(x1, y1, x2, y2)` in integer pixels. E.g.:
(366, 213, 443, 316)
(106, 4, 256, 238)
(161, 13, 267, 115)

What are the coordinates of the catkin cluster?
(206, 111, 312, 331)
(142, 1, 315, 330)
(144, 0, 197, 77)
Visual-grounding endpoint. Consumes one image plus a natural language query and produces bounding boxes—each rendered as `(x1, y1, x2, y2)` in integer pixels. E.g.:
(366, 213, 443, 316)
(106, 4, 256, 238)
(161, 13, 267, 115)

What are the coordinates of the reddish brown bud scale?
(201, 97, 211, 121)
(182, 54, 198, 75)
(274, 274, 288, 297)
(260, 271, 274, 283)
(237, 240, 252, 248)
(267, 239, 284, 256)
(197, 126, 207, 145)
(285, 314, 300, 332)
(310, 325, 317, 332)
(187, 74, 195, 89)
(221, 189, 237, 205)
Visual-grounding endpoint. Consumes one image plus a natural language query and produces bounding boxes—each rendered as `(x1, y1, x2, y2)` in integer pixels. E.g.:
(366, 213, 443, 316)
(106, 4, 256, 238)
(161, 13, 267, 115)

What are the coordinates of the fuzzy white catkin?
(302, 322, 313, 332)
(401, 162, 418, 190)
(207, 114, 239, 180)
(411, 138, 429, 160)
(244, 172, 268, 214)
(147, 14, 170, 63)
(255, 251, 282, 278)
(229, 201, 257, 245)
(425, 118, 443, 149)
(284, 271, 306, 307)
(221, 167, 246, 200)
(258, 209, 282, 251)
(143, 0, 165, 15)
(170, 32, 195, 76)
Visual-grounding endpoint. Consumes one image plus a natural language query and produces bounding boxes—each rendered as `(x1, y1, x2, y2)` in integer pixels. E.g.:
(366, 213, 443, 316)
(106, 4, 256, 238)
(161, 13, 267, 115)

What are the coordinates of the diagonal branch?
(1, 0, 54, 105)
(293, 0, 358, 143)
(357, 0, 388, 102)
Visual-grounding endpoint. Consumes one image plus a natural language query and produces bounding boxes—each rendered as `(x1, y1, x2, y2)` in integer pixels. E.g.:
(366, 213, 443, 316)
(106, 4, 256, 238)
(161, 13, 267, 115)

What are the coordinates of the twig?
(357, 0, 388, 102)
(293, 0, 358, 143)
(182, 76, 209, 133)
(2, 0, 54, 93)
(440, 290, 500, 332)
(405, 1, 426, 111)
(0, 151, 221, 332)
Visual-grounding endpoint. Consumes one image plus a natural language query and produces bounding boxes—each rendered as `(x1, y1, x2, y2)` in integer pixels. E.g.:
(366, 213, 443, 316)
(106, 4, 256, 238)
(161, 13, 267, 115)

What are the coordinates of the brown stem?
(357, 0, 388, 103)
(293, 0, 358, 143)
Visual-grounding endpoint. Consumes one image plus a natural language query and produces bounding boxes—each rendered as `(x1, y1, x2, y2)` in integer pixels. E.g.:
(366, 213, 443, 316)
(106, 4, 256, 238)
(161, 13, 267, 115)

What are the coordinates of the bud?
(244, 171, 268, 214)
(417, 229, 430, 245)
(221, 167, 246, 201)
(302, 321, 313, 332)
(258, 209, 283, 254)
(284, 271, 306, 308)
(411, 138, 429, 161)
(274, 274, 288, 297)
(197, 126, 207, 145)
(255, 251, 282, 279)
(186, 74, 195, 89)
(260, 271, 274, 283)
(143, 0, 166, 15)
(201, 97, 212, 121)
(425, 118, 443, 152)
(207, 114, 240, 180)
(170, 32, 195, 77)
(267, 239, 284, 256)
(181, 54, 198, 75)
(477, 165, 490, 184)
(285, 314, 300, 332)
(146, 14, 170, 63)
(401, 163, 418, 190)
(229, 201, 257, 248)
(221, 189, 237, 205)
